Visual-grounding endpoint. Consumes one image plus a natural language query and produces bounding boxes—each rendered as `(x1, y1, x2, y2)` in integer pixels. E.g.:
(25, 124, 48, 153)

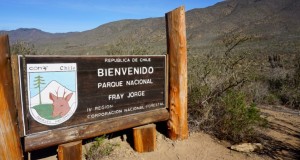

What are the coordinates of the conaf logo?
(26, 63, 78, 126)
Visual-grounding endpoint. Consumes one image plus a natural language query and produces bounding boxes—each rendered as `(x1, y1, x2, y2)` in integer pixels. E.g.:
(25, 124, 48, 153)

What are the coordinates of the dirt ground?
(31, 105, 300, 160)
(257, 106, 300, 160)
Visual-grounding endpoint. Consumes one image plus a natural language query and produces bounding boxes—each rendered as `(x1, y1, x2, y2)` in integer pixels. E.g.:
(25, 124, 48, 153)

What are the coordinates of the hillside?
(1, 0, 300, 55)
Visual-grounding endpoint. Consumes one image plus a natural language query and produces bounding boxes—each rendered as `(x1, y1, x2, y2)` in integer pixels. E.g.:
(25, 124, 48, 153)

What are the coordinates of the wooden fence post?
(58, 141, 82, 160)
(133, 124, 156, 153)
(11, 55, 25, 136)
(165, 6, 189, 140)
(0, 35, 23, 159)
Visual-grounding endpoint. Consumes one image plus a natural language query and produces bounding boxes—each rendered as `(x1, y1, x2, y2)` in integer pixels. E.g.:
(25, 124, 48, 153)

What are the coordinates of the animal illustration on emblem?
(27, 63, 77, 126)
(49, 87, 73, 118)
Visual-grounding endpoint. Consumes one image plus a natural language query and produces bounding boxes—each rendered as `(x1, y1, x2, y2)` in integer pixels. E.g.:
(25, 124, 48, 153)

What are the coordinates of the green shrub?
(187, 34, 266, 143)
(218, 90, 266, 142)
(85, 135, 119, 160)
(264, 93, 280, 105)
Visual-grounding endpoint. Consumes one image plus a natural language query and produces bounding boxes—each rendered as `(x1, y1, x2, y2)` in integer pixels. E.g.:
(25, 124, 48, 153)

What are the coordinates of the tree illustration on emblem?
(34, 75, 45, 105)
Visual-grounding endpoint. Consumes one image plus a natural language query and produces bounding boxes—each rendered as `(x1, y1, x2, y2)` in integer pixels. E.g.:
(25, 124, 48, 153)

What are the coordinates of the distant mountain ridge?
(1, 0, 299, 55)
(0, 28, 79, 43)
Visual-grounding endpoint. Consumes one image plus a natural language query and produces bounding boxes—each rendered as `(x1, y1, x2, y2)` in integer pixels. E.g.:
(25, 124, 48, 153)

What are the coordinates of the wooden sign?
(1, 7, 187, 155)
(18, 55, 166, 135)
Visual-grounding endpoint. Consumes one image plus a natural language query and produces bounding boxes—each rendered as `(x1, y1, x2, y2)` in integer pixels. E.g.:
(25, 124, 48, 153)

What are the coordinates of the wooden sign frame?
(0, 6, 187, 157)
(14, 55, 169, 151)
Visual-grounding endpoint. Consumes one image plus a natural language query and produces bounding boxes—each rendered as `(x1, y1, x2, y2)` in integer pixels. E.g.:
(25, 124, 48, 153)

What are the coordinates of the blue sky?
(0, 0, 222, 33)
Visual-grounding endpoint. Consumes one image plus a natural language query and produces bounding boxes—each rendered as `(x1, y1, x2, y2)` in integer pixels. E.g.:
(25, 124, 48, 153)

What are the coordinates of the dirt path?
(258, 106, 300, 160)
(35, 106, 299, 160)
(96, 132, 269, 160)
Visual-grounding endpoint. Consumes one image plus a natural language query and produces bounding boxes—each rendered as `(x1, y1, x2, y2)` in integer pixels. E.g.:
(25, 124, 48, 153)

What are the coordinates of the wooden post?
(58, 141, 82, 160)
(11, 55, 25, 136)
(165, 6, 189, 140)
(0, 35, 23, 159)
(133, 124, 156, 153)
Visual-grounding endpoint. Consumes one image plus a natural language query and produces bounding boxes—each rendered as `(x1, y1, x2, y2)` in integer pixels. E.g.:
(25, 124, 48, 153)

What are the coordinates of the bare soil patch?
(256, 106, 300, 160)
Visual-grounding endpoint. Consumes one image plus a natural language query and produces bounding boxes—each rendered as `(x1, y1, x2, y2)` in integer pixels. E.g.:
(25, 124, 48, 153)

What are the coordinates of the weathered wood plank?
(0, 35, 23, 159)
(58, 141, 82, 160)
(165, 6, 189, 140)
(25, 108, 169, 152)
(165, 54, 169, 109)
(133, 124, 156, 153)
(11, 55, 25, 137)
